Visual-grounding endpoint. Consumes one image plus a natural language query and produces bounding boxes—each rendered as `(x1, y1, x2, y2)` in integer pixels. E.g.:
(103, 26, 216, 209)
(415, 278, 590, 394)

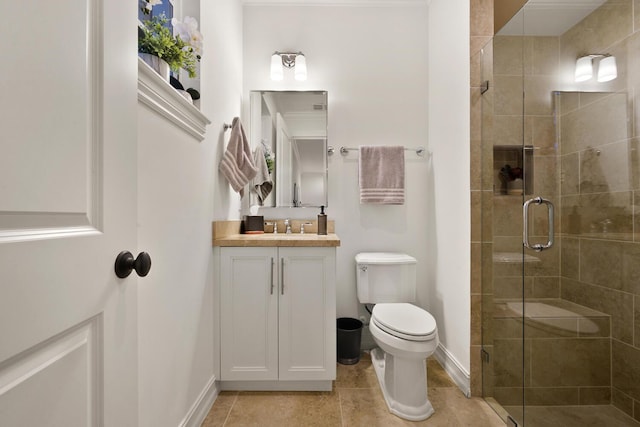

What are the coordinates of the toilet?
(355, 252, 438, 421)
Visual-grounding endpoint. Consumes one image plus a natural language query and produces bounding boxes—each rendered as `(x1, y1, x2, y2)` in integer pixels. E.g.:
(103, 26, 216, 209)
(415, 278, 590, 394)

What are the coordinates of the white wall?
(243, 4, 432, 334)
(210, 2, 246, 221)
(136, 0, 243, 425)
(427, 0, 471, 372)
(204, 0, 245, 388)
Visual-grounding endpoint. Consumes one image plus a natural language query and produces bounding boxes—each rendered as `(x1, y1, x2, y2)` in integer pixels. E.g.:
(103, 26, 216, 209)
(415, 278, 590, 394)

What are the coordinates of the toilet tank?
(355, 252, 417, 304)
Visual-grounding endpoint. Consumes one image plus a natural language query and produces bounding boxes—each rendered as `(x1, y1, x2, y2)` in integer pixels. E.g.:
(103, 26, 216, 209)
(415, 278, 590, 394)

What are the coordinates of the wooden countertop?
(212, 220, 340, 247)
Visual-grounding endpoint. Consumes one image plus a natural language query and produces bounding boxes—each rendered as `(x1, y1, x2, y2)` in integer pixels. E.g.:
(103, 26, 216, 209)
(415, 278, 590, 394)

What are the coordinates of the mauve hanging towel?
(219, 117, 258, 197)
(358, 145, 405, 205)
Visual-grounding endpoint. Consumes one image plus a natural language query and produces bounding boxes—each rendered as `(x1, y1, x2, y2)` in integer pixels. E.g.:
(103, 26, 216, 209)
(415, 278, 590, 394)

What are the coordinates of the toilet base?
(370, 348, 434, 421)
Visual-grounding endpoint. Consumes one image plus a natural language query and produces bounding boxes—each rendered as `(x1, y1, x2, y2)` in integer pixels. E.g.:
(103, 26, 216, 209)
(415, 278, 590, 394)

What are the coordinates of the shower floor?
(503, 404, 640, 426)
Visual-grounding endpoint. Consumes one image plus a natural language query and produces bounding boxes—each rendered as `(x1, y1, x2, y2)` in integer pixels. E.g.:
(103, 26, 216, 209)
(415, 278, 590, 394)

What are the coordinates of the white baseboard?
(433, 344, 470, 397)
(179, 375, 220, 427)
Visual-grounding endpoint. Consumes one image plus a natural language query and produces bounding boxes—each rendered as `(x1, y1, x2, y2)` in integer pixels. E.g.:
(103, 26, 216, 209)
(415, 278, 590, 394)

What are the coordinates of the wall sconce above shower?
(574, 54, 617, 83)
(270, 51, 307, 81)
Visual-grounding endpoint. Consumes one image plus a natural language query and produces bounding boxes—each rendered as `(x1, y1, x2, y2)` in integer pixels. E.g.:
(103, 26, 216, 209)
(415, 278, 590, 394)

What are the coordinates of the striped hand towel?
(219, 117, 258, 197)
(358, 145, 405, 205)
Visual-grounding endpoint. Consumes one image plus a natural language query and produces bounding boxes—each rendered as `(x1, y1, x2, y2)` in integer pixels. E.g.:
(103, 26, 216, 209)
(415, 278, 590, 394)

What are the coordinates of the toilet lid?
(372, 303, 437, 341)
(355, 252, 416, 265)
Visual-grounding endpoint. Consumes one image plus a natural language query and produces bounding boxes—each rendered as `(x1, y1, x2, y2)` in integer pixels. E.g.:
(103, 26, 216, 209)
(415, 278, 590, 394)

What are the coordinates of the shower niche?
(493, 145, 533, 196)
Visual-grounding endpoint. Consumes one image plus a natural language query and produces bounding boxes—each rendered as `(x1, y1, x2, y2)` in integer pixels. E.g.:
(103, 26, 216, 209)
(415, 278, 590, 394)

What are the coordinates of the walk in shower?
(481, 1, 640, 425)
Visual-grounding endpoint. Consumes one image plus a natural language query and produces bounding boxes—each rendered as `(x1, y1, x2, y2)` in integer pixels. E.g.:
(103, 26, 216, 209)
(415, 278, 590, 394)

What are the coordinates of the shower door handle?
(523, 197, 554, 252)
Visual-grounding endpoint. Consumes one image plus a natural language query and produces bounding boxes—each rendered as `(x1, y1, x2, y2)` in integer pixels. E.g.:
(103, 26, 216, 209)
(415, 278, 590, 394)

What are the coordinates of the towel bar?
(330, 146, 428, 157)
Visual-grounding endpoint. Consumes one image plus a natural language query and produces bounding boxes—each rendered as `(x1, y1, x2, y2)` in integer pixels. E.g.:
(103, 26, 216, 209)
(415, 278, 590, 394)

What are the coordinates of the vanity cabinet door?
(278, 247, 336, 381)
(220, 247, 278, 381)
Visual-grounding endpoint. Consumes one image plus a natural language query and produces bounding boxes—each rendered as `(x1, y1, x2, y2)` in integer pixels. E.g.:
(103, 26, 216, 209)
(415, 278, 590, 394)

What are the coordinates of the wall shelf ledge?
(137, 57, 211, 141)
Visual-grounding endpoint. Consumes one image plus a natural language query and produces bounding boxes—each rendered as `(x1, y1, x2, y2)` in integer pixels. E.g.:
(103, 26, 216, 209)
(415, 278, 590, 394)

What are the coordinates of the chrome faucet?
(284, 219, 292, 234)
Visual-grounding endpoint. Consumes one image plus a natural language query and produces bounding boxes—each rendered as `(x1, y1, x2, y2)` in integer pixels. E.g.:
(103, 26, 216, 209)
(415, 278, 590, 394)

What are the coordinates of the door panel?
(220, 247, 278, 381)
(1, 0, 101, 235)
(278, 247, 335, 381)
(0, 0, 138, 425)
(2, 1, 91, 215)
(0, 319, 100, 426)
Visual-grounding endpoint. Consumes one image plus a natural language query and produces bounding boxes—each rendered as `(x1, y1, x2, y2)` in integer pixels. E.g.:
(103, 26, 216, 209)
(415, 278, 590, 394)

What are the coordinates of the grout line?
(221, 393, 239, 427)
(337, 388, 345, 427)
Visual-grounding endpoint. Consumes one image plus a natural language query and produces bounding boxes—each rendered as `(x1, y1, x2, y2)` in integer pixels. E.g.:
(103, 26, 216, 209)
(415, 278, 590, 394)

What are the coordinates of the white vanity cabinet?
(219, 246, 336, 391)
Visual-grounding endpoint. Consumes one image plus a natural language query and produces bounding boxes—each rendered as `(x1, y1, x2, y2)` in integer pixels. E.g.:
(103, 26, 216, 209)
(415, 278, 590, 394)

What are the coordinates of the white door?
(0, 0, 138, 425)
(220, 248, 278, 381)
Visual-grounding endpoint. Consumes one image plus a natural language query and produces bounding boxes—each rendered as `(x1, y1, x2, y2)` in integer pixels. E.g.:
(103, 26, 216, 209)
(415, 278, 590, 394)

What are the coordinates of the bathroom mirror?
(249, 90, 328, 208)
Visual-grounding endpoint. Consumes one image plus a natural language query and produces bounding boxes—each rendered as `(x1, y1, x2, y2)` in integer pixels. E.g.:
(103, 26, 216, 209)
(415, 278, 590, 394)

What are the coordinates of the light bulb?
(270, 53, 283, 81)
(597, 56, 617, 82)
(574, 56, 593, 82)
(294, 54, 307, 81)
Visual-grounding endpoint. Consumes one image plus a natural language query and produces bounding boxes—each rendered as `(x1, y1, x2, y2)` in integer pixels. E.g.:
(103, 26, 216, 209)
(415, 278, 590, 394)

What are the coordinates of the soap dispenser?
(317, 206, 327, 235)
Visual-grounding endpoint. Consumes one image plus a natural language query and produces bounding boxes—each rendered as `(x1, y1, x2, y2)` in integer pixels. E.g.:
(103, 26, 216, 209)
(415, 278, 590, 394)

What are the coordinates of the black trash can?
(337, 317, 363, 365)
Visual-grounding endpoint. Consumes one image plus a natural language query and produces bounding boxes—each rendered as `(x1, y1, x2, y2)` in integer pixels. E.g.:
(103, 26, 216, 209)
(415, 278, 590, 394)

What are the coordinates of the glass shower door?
(483, 1, 640, 426)
(480, 21, 527, 426)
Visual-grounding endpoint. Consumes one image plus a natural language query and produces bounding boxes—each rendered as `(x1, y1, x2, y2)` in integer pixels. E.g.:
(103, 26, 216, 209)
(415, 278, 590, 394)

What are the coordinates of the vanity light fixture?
(270, 51, 307, 81)
(574, 54, 617, 83)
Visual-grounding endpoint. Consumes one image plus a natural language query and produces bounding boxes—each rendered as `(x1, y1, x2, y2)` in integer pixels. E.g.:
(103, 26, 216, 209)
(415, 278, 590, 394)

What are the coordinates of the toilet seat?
(372, 303, 437, 342)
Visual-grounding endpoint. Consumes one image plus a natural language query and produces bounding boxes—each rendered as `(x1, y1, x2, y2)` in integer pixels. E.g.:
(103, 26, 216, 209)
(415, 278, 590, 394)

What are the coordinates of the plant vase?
(140, 53, 170, 81)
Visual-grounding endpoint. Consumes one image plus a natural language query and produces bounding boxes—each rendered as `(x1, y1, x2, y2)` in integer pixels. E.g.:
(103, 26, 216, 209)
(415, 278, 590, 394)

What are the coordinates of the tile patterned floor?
(201, 353, 505, 426)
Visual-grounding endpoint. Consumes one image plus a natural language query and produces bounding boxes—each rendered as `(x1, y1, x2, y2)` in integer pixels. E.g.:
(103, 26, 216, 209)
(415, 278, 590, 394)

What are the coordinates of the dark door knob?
(115, 251, 152, 278)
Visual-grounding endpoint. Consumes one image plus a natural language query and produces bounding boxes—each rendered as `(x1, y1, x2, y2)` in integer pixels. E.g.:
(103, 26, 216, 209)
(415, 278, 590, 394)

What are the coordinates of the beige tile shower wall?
(470, 0, 494, 398)
(556, 0, 640, 420)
